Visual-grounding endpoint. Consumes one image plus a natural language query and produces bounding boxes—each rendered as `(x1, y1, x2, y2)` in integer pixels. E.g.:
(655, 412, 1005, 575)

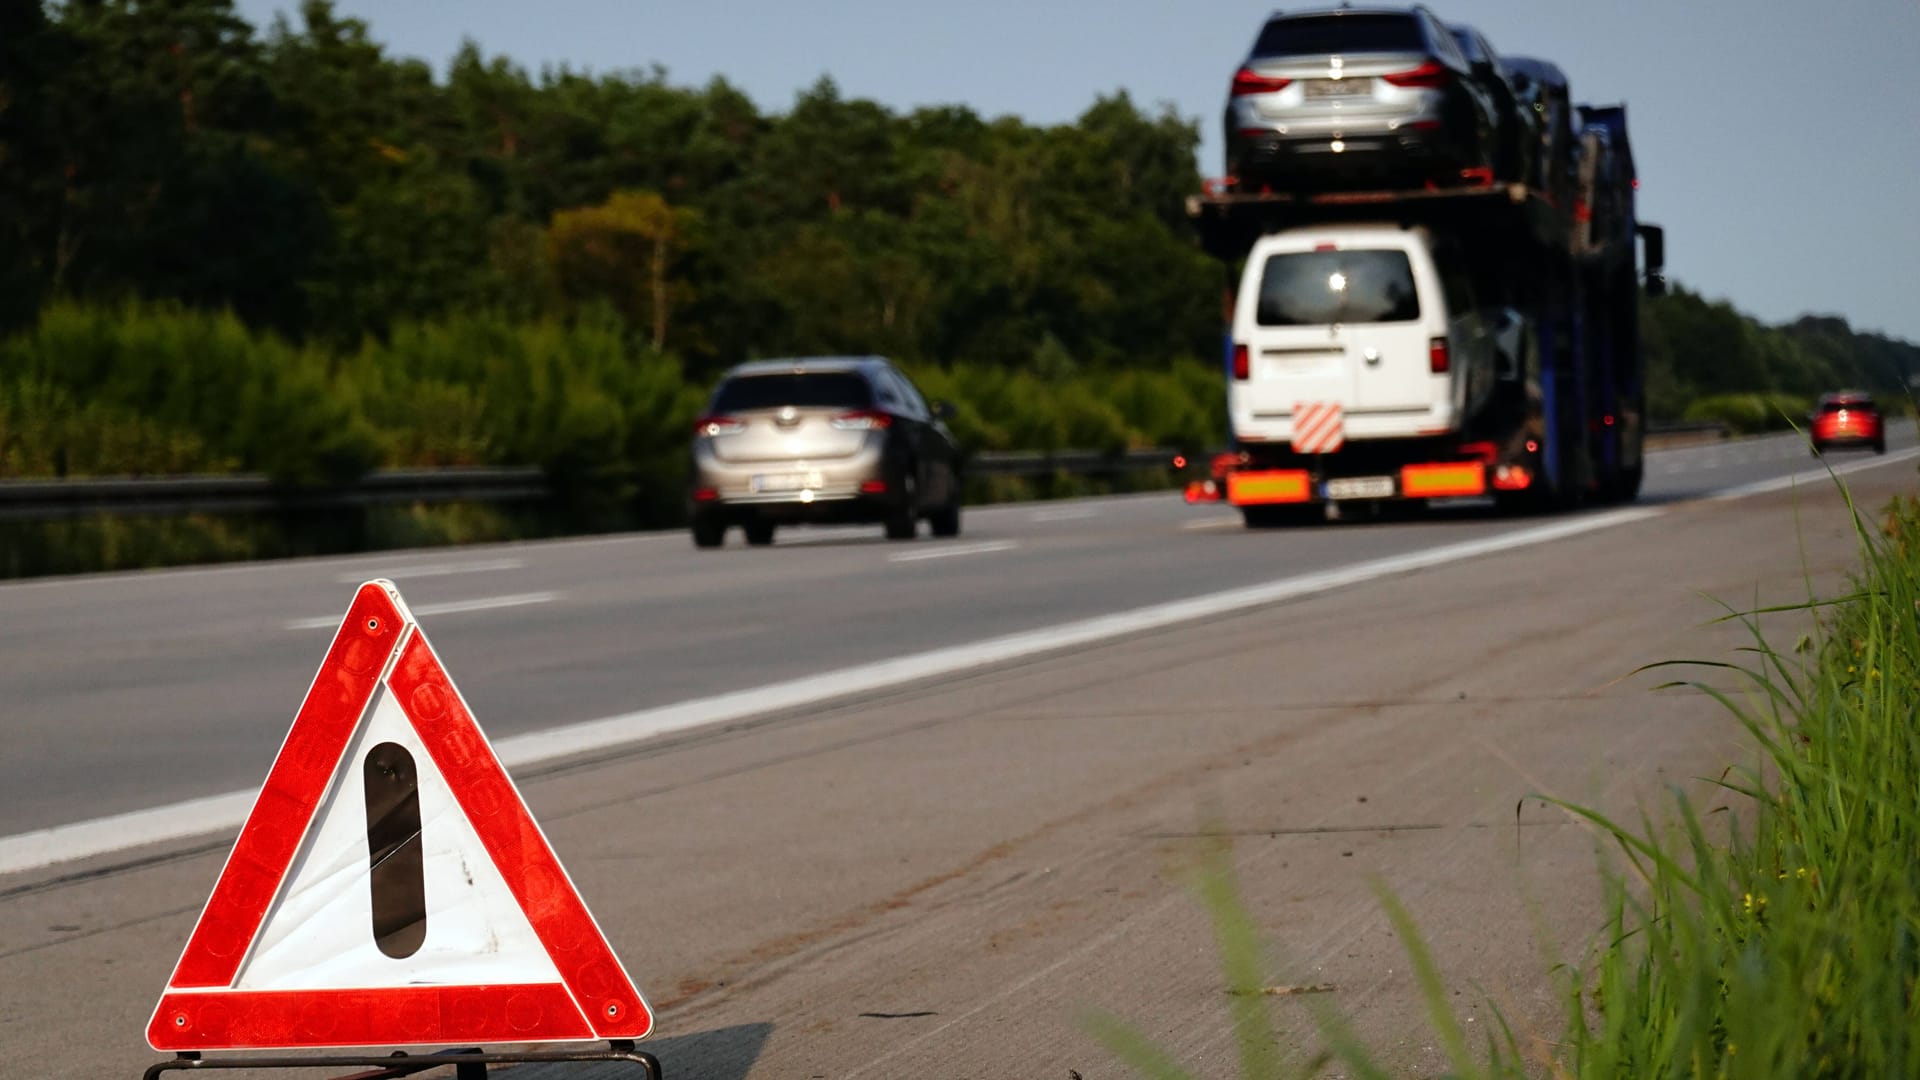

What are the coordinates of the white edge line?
(1706, 447, 1920, 501)
(6, 449, 1917, 876)
(284, 592, 557, 631)
(332, 558, 523, 584)
(887, 540, 1019, 563)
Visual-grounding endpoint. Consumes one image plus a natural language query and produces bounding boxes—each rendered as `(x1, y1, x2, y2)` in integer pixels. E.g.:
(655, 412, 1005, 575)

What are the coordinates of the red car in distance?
(1809, 392, 1885, 455)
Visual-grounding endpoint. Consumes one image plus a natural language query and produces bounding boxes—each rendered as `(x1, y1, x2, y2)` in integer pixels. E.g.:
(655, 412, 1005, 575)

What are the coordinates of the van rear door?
(1238, 246, 1432, 434)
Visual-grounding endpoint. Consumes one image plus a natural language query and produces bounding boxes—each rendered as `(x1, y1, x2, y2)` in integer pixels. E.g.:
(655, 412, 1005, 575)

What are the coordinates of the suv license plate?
(1305, 78, 1371, 99)
(1325, 476, 1396, 501)
(752, 471, 823, 493)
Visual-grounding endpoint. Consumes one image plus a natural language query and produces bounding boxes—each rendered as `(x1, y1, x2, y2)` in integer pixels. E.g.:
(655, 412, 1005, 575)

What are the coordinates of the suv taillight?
(694, 415, 745, 437)
(1384, 61, 1450, 89)
(1231, 68, 1292, 96)
(831, 409, 894, 431)
(1429, 337, 1450, 374)
(1232, 344, 1250, 381)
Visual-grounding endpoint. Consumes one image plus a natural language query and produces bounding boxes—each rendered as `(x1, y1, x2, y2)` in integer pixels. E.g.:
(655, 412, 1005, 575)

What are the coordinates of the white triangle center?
(234, 680, 561, 990)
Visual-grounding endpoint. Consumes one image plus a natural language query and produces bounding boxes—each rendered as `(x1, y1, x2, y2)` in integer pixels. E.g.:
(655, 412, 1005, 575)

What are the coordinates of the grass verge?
(1090, 480, 1920, 1077)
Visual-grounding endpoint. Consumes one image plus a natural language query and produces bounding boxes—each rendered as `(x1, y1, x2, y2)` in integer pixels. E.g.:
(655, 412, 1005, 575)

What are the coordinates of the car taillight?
(1384, 61, 1450, 89)
(1231, 68, 1292, 96)
(1429, 337, 1450, 374)
(694, 415, 745, 437)
(1232, 344, 1250, 381)
(831, 409, 893, 430)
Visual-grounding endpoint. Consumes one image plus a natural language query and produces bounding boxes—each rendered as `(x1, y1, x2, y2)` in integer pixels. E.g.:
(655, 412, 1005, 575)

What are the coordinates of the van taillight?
(1232, 344, 1250, 381)
(1428, 338, 1450, 374)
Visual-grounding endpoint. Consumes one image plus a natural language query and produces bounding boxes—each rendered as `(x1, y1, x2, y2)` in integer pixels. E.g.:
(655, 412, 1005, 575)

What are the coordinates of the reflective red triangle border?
(147, 582, 652, 1050)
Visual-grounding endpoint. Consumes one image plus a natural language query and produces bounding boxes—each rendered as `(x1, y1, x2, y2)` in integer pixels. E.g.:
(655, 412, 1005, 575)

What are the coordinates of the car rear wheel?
(1875, 439, 1887, 455)
(691, 516, 726, 549)
(928, 499, 961, 538)
(744, 520, 777, 546)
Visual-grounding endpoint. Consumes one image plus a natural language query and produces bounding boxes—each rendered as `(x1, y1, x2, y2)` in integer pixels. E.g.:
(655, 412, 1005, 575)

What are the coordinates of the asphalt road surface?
(2, 427, 1916, 1078)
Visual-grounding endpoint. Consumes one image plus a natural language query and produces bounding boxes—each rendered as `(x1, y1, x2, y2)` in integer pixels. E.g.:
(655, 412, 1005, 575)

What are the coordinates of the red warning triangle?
(147, 581, 653, 1051)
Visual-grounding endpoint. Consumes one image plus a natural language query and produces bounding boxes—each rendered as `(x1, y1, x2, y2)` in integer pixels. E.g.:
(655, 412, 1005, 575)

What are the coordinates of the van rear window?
(1256, 250, 1421, 326)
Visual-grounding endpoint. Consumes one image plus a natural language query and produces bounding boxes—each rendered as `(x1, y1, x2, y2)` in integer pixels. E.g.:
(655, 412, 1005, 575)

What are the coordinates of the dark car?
(688, 357, 963, 548)
(1447, 23, 1539, 185)
(1810, 392, 1886, 455)
(1502, 56, 1576, 202)
(1223, 5, 1501, 191)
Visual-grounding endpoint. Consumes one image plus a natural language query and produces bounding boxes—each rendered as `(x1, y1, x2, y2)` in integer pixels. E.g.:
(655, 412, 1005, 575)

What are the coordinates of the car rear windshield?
(1256, 250, 1421, 326)
(711, 372, 873, 412)
(1819, 399, 1871, 414)
(1252, 14, 1425, 57)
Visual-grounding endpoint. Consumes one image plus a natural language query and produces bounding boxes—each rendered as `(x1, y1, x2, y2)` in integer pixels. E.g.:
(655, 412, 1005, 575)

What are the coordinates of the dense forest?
(1, 0, 1914, 496)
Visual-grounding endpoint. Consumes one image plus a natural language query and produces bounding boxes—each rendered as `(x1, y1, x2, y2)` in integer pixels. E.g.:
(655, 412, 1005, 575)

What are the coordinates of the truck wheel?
(1242, 505, 1322, 528)
(1614, 462, 1644, 502)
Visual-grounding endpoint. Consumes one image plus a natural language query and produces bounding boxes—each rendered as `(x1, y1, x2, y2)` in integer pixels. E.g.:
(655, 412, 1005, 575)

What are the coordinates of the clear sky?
(234, 0, 1920, 343)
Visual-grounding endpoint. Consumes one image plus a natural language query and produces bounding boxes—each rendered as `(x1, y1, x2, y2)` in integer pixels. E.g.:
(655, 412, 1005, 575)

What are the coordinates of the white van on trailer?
(1228, 222, 1501, 449)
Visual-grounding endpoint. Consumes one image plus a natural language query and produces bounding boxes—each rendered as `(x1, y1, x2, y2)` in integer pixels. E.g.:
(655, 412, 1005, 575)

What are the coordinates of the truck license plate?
(1325, 476, 1396, 500)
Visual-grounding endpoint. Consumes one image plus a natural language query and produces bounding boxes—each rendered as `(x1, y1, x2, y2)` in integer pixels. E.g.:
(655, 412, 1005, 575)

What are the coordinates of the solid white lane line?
(7, 448, 1919, 875)
(888, 540, 1019, 563)
(1709, 447, 1920, 502)
(1182, 518, 1243, 531)
(284, 591, 559, 631)
(332, 557, 523, 584)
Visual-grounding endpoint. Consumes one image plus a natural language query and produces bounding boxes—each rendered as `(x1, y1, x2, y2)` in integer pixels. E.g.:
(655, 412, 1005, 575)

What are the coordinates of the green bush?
(1681, 391, 1814, 435)
(0, 302, 379, 483)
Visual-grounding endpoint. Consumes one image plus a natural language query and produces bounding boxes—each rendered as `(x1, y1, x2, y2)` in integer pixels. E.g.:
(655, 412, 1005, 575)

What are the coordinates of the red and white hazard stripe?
(1291, 402, 1345, 455)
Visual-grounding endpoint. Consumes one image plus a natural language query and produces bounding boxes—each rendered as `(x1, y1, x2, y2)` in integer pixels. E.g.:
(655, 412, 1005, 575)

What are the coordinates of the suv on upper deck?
(1223, 5, 1500, 192)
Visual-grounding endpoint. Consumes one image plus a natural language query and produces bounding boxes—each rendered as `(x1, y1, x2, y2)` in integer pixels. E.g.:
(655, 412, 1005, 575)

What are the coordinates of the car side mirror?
(932, 400, 957, 421)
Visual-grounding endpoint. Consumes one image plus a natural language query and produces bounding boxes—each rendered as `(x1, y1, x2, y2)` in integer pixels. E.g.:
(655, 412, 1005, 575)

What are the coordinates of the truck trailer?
(1185, 104, 1665, 525)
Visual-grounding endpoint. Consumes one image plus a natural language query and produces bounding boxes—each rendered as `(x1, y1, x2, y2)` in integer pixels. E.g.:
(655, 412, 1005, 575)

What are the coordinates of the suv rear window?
(1256, 250, 1421, 326)
(711, 372, 873, 411)
(1252, 14, 1425, 57)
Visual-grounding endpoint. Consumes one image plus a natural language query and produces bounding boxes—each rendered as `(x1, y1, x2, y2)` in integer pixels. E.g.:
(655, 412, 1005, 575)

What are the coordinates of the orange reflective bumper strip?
(1400, 462, 1486, 498)
(1227, 470, 1312, 505)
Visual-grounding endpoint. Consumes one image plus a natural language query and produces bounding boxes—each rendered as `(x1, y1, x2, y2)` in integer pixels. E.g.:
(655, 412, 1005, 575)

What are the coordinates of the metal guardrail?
(968, 448, 1183, 478)
(0, 425, 1732, 521)
(1646, 420, 1732, 438)
(0, 467, 548, 521)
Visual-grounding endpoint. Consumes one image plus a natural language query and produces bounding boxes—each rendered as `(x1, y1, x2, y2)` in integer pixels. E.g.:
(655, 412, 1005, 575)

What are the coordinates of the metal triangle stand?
(144, 1042, 661, 1080)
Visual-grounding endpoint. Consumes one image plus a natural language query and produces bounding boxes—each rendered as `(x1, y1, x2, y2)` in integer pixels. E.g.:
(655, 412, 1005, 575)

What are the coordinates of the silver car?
(1223, 5, 1500, 191)
(688, 357, 963, 548)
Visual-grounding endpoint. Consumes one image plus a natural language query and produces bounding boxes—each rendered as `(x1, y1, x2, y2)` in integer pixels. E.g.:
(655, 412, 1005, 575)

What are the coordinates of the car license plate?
(752, 471, 823, 493)
(1325, 476, 1396, 501)
(1305, 78, 1371, 99)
